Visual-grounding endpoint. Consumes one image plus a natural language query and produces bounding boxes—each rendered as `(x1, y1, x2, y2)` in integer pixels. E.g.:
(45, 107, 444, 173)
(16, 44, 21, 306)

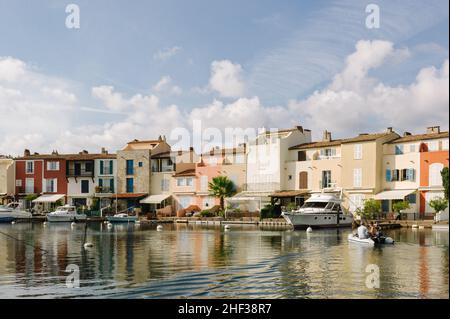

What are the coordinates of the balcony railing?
(319, 180, 337, 189)
(66, 169, 94, 177)
(17, 186, 37, 194)
(95, 186, 114, 194)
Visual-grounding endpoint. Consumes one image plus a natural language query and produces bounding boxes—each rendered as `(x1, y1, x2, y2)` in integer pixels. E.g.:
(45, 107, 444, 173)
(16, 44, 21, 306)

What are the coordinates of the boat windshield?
(302, 202, 328, 208)
(57, 206, 76, 212)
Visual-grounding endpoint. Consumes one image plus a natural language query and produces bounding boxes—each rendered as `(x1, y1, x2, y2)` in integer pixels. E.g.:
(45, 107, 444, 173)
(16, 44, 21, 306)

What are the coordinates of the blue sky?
(0, 0, 448, 154)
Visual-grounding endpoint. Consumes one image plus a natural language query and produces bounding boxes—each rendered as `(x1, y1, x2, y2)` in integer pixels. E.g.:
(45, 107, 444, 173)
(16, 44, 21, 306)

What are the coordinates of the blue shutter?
(386, 169, 391, 182)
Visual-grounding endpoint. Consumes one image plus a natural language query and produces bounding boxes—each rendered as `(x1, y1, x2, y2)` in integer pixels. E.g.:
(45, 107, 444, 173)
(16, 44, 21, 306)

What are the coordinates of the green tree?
(441, 167, 449, 200)
(358, 198, 381, 219)
(208, 176, 236, 212)
(429, 197, 448, 214)
(392, 201, 410, 214)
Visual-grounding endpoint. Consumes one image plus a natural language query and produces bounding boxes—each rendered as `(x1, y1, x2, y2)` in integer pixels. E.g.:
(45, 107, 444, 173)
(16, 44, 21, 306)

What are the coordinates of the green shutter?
(110, 179, 114, 193)
(100, 161, 104, 175)
(109, 160, 113, 174)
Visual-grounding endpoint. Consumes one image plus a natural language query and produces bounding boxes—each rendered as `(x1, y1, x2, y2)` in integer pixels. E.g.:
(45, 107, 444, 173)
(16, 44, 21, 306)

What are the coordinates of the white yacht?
(0, 202, 32, 222)
(47, 205, 87, 222)
(281, 193, 353, 229)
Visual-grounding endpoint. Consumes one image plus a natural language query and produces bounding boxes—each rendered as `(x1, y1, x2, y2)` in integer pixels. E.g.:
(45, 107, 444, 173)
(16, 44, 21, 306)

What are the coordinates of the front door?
(299, 171, 308, 189)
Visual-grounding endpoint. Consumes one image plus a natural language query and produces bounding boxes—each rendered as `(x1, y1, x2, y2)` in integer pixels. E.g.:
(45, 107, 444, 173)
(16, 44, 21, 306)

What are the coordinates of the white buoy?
(11, 221, 16, 225)
(224, 224, 230, 231)
(43, 222, 48, 227)
(107, 223, 113, 229)
(83, 242, 93, 249)
(157, 225, 163, 231)
(412, 224, 418, 228)
(306, 226, 313, 233)
(71, 222, 76, 227)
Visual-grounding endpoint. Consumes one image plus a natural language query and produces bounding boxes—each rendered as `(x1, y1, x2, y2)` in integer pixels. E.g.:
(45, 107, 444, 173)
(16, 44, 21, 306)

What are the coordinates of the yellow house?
(340, 128, 399, 211)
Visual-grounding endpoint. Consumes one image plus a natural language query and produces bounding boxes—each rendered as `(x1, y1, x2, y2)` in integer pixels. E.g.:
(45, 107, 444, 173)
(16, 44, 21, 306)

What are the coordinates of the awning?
(270, 190, 310, 198)
(227, 191, 271, 202)
(112, 193, 147, 199)
(32, 194, 65, 203)
(374, 190, 416, 200)
(140, 194, 171, 204)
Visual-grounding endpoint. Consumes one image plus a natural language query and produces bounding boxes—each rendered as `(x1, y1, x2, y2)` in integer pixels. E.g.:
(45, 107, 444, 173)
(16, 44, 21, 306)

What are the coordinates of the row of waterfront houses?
(0, 125, 448, 219)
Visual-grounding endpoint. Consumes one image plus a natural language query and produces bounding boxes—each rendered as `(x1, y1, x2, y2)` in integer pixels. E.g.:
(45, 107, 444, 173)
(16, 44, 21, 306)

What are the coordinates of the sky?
(0, 0, 448, 155)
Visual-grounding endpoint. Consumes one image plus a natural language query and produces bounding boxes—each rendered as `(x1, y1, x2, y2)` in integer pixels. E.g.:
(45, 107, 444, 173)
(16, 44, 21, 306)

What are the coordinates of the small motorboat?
(348, 233, 394, 246)
(0, 202, 32, 222)
(47, 205, 87, 222)
(106, 213, 138, 223)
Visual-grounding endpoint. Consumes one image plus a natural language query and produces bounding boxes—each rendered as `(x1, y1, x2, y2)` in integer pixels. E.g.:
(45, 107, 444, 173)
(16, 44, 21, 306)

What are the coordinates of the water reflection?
(0, 223, 448, 299)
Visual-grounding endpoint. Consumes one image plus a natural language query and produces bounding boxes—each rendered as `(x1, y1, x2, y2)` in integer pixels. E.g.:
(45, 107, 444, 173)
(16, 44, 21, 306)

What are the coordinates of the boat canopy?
(32, 194, 65, 203)
(140, 194, 171, 204)
(374, 189, 416, 200)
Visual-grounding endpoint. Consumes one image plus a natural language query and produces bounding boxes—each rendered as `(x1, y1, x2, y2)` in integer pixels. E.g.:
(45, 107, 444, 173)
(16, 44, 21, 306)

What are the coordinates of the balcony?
(66, 169, 94, 177)
(94, 186, 114, 197)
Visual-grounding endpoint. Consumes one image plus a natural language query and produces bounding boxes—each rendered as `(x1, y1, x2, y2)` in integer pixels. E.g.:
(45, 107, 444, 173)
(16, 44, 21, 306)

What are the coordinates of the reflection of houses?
(0, 156, 15, 205)
(14, 149, 67, 211)
(231, 126, 311, 212)
(116, 137, 172, 214)
(65, 150, 116, 209)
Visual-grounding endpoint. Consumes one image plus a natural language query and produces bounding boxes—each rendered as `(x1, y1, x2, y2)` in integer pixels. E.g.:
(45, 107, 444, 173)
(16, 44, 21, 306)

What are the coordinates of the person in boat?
(357, 222, 369, 239)
(368, 221, 377, 238)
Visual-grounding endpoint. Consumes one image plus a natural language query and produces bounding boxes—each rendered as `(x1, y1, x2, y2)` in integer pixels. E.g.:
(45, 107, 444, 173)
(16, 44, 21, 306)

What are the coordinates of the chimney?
(323, 130, 332, 142)
(101, 147, 108, 154)
(158, 135, 163, 141)
(403, 132, 412, 137)
(51, 150, 59, 155)
(426, 126, 440, 134)
(386, 127, 393, 133)
(24, 149, 31, 157)
(296, 126, 304, 133)
(79, 150, 89, 155)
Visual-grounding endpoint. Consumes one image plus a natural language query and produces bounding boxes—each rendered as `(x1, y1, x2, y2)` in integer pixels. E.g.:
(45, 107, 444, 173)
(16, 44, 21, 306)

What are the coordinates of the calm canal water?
(0, 222, 448, 299)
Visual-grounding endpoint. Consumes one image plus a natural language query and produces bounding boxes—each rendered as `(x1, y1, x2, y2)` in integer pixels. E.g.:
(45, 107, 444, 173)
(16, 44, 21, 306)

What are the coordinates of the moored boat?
(47, 205, 87, 222)
(281, 192, 353, 229)
(106, 213, 138, 223)
(347, 233, 394, 246)
(0, 202, 32, 222)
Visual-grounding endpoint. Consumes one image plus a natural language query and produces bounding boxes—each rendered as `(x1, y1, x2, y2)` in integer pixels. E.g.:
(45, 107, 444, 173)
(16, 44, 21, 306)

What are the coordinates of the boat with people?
(347, 233, 394, 246)
(46, 205, 87, 222)
(106, 213, 138, 223)
(0, 202, 32, 222)
(281, 192, 353, 229)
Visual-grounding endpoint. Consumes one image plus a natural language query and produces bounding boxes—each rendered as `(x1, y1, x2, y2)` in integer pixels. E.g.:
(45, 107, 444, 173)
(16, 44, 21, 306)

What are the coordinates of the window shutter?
(99, 178, 103, 187)
(110, 178, 114, 192)
(100, 161, 104, 175)
(386, 169, 391, 182)
(109, 160, 113, 174)
(53, 179, 57, 192)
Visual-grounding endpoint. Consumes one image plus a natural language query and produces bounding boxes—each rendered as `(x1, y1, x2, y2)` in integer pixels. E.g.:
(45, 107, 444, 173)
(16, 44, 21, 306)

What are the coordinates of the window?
(126, 178, 134, 193)
(354, 144, 362, 159)
(47, 161, 60, 171)
(85, 162, 93, 172)
(186, 178, 193, 186)
(320, 148, 336, 158)
(395, 145, 404, 155)
(443, 139, 449, 151)
(391, 169, 400, 181)
(385, 169, 391, 182)
(160, 179, 170, 192)
(100, 160, 113, 175)
(177, 178, 186, 187)
(427, 141, 438, 151)
(45, 178, 57, 193)
(15, 180, 22, 187)
(353, 168, 362, 187)
(402, 169, 415, 182)
(429, 163, 444, 186)
(200, 176, 208, 192)
(349, 194, 365, 212)
(321, 170, 332, 188)
(81, 180, 89, 194)
(139, 162, 143, 167)
(25, 178, 34, 194)
(405, 193, 416, 204)
(297, 151, 306, 161)
(26, 161, 34, 174)
(126, 160, 134, 175)
(409, 144, 416, 153)
(288, 175, 292, 180)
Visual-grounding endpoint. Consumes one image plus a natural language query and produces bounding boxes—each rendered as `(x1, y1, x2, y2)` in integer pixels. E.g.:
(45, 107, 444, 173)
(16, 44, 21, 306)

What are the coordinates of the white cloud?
(153, 46, 182, 61)
(1, 40, 448, 156)
(0, 56, 26, 82)
(209, 60, 245, 98)
(152, 76, 182, 95)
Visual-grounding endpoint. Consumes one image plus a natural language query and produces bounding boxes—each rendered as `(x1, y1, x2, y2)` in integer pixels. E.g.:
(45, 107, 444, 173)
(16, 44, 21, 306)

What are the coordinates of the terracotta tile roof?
(289, 139, 344, 150)
(390, 131, 449, 144)
(15, 152, 116, 160)
(341, 132, 398, 143)
(201, 146, 246, 156)
(15, 154, 66, 160)
(173, 169, 196, 177)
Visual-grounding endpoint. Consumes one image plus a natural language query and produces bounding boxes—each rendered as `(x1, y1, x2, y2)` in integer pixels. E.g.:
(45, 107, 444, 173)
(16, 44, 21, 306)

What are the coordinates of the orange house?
(418, 128, 449, 217)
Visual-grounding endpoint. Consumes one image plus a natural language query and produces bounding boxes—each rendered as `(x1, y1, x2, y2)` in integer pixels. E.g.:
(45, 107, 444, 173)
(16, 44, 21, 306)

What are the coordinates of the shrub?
(286, 202, 297, 211)
(260, 204, 276, 219)
(392, 201, 410, 214)
(442, 167, 449, 200)
(200, 210, 215, 217)
(358, 198, 381, 219)
(429, 198, 448, 214)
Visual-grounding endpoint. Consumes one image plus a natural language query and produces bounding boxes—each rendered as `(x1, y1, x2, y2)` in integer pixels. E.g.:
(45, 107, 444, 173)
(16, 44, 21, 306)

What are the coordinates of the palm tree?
(208, 176, 236, 212)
